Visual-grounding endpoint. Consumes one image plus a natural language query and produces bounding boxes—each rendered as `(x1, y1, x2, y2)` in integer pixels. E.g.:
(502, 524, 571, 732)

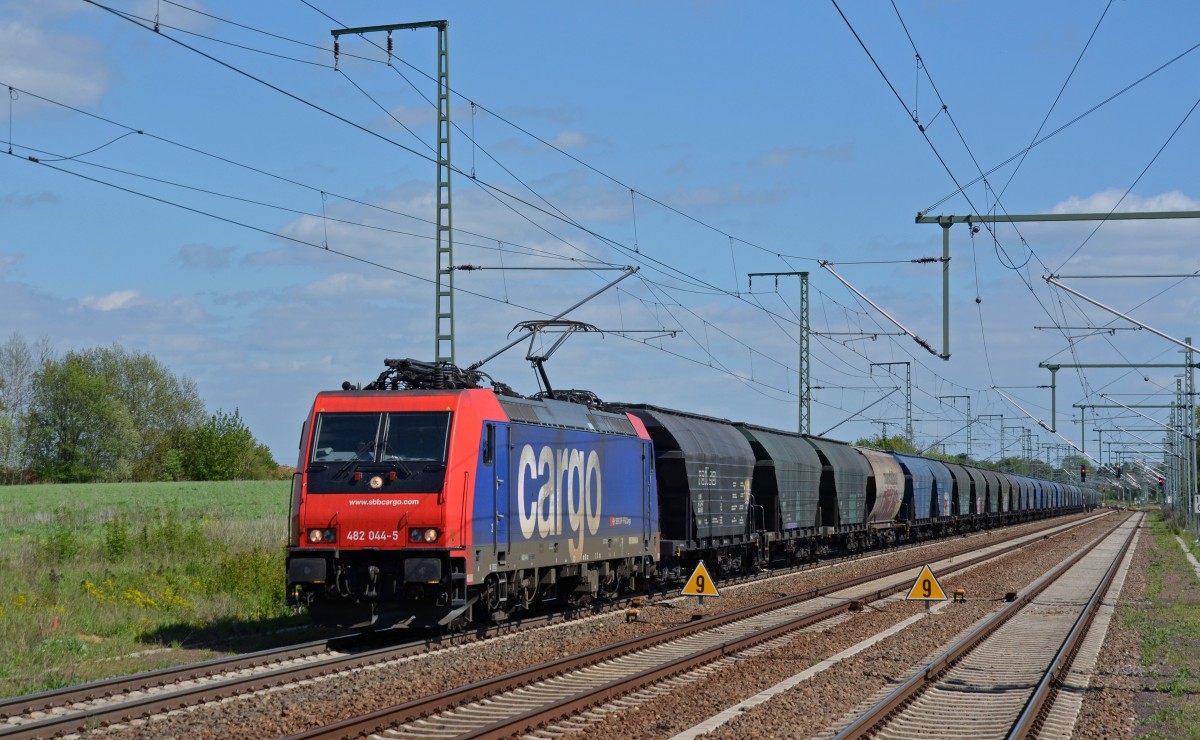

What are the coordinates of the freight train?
(286, 359, 1091, 629)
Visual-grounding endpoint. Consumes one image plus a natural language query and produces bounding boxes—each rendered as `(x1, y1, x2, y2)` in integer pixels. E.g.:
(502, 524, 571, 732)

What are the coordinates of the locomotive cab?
(287, 390, 491, 629)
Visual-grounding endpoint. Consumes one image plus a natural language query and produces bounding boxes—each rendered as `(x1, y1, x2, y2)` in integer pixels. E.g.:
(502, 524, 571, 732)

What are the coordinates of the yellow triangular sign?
(905, 564, 948, 601)
(680, 561, 720, 596)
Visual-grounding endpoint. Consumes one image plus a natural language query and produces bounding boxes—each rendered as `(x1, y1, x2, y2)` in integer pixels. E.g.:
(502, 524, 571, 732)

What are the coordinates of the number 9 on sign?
(905, 564, 948, 601)
(680, 561, 720, 597)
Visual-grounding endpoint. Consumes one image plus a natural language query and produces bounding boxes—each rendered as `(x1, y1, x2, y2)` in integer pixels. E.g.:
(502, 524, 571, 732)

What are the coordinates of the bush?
(183, 409, 277, 481)
(102, 515, 131, 562)
(37, 510, 84, 564)
(158, 450, 185, 482)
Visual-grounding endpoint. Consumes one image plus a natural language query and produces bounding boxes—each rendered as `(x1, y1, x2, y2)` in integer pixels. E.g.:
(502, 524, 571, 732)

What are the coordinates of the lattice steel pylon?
(332, 20, 454, 364)
(432, 22, 454, 364)
(800, 271, 810, 435)
(748, 271, 810, 434)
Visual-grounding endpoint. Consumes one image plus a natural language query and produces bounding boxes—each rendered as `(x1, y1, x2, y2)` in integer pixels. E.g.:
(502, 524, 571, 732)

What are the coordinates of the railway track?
(286, 515, 1110, 740)
(0, 514, 1101, 739)
(0, 633, 434, 739)
(831, 512, 1140, 739)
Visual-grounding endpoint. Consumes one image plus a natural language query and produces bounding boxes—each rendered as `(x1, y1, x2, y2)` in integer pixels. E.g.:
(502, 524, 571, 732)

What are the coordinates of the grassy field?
(1124, 516, 1200, 737)
(0, 480, 318, 697)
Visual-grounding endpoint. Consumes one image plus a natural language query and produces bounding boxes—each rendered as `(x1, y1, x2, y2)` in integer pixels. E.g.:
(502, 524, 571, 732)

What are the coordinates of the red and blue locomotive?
(287, 359, 658, 629)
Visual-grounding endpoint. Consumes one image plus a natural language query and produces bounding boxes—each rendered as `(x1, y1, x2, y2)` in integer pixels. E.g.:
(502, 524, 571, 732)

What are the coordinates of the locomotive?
(286, 358, 1089, 629)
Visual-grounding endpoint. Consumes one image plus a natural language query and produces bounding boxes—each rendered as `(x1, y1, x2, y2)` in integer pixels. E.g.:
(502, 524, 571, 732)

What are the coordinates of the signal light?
(1080, 466, 1086, 482)
(1114, 464, 1121, 478)
(1158, 477, 1165, 492)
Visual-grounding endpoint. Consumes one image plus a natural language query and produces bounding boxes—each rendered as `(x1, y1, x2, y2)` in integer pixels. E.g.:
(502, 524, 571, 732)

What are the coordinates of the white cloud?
(550, 130, 588, 150)
(1051, 189, 1200, 214)
(81, 289, 141, 311)
(0, 18, 109, 110)
(302, 271, 413, 299)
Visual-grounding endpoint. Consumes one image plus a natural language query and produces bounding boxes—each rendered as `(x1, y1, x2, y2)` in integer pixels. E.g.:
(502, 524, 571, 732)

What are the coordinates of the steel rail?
(1009, 515, 1138, 736)
(0, 513, 1099, 739)
(288, 515, 1106, 740)
(831, 512, 1134, 739)
(0, 632, 453, 740)
(0, 636, 341, 718)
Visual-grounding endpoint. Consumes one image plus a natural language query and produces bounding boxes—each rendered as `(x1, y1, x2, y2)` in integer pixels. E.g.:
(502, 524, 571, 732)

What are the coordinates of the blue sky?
(2, 0, 1198, 475)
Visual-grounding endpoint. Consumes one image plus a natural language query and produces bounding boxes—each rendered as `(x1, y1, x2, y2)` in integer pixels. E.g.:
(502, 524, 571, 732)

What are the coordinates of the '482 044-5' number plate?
(345, 530, 399, 542)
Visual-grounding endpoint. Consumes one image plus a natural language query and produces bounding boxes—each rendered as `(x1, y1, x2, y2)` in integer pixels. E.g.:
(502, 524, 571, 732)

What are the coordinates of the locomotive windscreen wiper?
(391, 460, 415, 479)
(332, 440, 376, 479)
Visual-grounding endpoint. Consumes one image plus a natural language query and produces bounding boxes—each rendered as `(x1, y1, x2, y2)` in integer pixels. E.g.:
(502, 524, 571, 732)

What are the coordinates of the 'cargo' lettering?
(517, 444, 602, 561)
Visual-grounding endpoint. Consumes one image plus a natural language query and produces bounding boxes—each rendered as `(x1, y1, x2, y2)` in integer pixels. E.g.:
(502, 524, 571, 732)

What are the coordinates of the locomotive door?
(488, 423, 511, 557)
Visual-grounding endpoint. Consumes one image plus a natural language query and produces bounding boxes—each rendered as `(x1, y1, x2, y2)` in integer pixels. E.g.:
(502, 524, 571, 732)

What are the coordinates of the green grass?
(0, 480, 290, 533)
(1125, 515, 1200, 737)
(0, 480, 314, 697)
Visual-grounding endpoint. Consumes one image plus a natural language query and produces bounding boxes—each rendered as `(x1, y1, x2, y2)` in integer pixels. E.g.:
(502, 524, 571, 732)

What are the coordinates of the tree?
(13, 339, 276, 483)
(183, 409, 277, 481)
(72, 345, 205, 481)
(0, 334, 53, 483)
(852, 434, 920, 454)
(24, 355, 139, 482)
(0, 414, 12, 481)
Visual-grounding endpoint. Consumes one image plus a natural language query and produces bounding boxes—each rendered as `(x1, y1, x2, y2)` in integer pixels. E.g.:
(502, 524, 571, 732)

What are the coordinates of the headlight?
(308, 528, 336, 544)
(409, 527, 439, 543)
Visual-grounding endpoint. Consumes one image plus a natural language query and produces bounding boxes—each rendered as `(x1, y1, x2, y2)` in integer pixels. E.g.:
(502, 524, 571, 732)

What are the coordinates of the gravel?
(1070, 517, 1150, 738)
(94, 513, 1111, 740)
(574, 514, 1123, 739)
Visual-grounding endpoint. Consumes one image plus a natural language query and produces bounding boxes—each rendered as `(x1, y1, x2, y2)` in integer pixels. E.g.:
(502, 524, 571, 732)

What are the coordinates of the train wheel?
(484, 574, 502, 611)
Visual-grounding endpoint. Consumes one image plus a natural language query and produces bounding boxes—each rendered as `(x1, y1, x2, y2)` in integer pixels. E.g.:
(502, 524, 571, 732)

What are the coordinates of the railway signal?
(681, 561, 720, 607)
(905, 564, 948, 613)
(1080, 466, 1086, 482)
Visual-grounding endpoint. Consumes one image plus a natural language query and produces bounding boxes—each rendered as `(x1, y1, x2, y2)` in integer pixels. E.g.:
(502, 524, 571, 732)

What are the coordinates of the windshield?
(382, 412, 451, 463)
(311, 413, 382, 462)
(307, 411, 452, 494)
